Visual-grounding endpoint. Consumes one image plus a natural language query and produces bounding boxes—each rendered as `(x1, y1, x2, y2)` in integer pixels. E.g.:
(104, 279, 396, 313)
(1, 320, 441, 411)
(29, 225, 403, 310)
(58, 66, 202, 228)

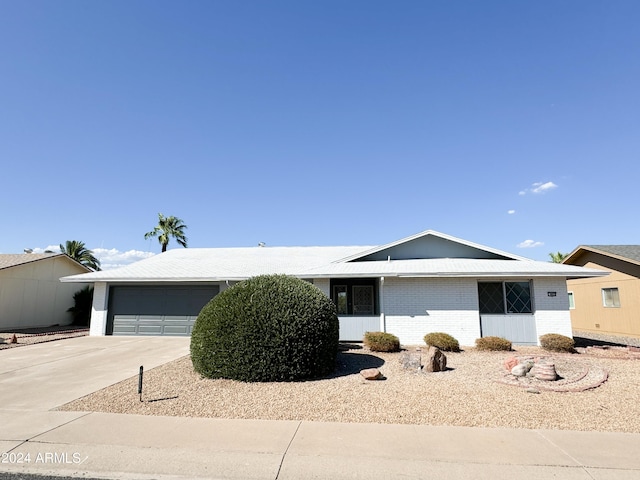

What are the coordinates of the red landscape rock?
(504, 356, 519, 371)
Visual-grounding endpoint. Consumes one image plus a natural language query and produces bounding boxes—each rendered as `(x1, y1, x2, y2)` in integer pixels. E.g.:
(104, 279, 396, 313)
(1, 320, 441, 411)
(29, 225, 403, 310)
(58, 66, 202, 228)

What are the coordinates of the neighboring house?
(0, 253, 92, 331)
(563, 245, 640, 341)
(60, 230, 606, 346)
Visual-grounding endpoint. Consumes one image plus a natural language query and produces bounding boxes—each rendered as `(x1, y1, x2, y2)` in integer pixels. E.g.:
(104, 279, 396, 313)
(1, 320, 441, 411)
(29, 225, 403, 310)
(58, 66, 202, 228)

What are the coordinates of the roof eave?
(563, 246, 640, 267)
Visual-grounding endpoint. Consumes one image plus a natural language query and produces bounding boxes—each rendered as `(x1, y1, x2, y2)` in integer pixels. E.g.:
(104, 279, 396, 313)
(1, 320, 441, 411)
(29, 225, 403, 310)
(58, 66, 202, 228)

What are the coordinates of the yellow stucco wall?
(567, 253, 640, 339)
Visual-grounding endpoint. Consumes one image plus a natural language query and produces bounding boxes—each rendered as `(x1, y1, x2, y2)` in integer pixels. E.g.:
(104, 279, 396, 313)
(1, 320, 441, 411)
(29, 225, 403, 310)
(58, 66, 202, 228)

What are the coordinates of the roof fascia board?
(1, 253, 90, 273)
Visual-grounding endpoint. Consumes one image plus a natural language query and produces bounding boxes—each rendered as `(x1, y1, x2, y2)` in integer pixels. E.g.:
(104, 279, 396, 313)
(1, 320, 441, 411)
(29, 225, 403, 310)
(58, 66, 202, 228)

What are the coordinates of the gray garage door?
(107, 285, 219, 336)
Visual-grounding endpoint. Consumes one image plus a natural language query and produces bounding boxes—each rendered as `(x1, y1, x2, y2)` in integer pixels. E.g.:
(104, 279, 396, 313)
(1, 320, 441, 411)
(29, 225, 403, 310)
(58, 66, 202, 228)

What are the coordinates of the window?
(478, 281, 533, 314)
(602, 288, 620, 308)
(333, 285, 348, 314)
(330, 279, 377, 315)
(568, 292, 575, 309)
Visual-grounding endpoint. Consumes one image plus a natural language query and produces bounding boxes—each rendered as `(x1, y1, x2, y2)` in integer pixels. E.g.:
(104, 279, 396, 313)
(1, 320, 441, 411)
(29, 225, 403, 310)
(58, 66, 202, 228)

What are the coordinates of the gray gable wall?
(352, 235, 513, 262)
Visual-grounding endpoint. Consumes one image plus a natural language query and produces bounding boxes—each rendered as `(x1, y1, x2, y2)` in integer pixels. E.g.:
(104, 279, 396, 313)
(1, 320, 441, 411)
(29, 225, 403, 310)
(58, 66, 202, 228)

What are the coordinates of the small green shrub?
(539, 333, 575, 353)
(475, 336, 512, 351)
(363, 331, 400, 352)
(190, 274, 339, 382)
(424, 332, 460, 352)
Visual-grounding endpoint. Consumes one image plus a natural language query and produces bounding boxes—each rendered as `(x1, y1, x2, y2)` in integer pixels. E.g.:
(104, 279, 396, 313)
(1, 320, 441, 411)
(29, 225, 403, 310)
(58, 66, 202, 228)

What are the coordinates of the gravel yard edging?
(0, 328, 89, 349)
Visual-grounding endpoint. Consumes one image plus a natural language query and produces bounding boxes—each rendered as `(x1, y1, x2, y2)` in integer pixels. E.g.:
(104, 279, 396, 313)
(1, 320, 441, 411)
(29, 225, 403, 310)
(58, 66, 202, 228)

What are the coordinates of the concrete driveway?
(1, 336, 640, 480)
(0, 336, 190, 411)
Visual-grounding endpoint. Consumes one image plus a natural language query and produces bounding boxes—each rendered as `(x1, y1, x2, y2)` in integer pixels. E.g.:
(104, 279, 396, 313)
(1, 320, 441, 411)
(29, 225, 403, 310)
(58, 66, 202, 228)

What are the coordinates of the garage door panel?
(138, 325, 164, 335)
(163, 325, 191, 335)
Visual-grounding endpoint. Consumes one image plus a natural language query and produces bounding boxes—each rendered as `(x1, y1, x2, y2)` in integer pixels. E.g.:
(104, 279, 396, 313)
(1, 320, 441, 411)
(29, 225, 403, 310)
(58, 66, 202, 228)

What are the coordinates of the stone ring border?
(495, 355, 610, 393)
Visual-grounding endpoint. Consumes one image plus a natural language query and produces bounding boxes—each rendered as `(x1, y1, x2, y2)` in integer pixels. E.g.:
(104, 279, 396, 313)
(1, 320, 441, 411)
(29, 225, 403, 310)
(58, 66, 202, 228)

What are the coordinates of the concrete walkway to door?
(1, 336, 640, 480)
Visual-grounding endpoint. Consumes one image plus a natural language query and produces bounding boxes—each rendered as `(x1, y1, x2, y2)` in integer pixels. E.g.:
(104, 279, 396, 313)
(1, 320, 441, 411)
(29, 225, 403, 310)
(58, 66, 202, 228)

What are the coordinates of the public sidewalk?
(1, 337, 639, 480)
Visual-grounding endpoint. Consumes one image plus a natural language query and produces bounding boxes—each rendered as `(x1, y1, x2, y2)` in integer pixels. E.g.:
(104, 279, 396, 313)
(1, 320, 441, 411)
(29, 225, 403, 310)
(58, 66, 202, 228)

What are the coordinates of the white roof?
(307, 258, 605, 278)
(60, 230, 608, 283)
(60, 246, 371, 282)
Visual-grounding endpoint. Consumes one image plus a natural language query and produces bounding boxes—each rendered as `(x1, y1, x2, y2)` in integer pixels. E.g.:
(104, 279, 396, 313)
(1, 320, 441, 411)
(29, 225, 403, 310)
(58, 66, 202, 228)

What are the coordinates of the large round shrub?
(190, 275, 339, 382)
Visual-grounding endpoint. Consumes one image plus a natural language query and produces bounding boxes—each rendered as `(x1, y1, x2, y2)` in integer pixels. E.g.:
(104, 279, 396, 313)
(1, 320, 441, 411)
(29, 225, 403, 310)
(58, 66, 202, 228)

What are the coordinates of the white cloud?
(93, 248, 155, 270)
(517, 240, 544, 249)
(33, 245, 61, 253)
(508, 210, 516, 214)
(520, 181, 558, 195)
(32, 246, 155, 270)
(531, 181, 558, 194)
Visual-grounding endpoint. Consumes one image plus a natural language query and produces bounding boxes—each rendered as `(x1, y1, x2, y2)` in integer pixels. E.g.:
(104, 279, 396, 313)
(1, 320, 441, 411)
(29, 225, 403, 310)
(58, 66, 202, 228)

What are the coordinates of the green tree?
(548, 251, 568, 263)
(60, 240, 101, 271)
(144, 213, 188, 252)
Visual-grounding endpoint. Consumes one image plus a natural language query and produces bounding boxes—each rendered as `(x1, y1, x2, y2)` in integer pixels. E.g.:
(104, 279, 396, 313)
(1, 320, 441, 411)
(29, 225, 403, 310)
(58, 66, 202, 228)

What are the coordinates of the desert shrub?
(363, 331, 400, 352)
(539, 333, 575, 353)
(423, 332, 460, 352)
(67, 286, 94, 326)
(190, 274, 339, 382)
(475, 336, 512, 351)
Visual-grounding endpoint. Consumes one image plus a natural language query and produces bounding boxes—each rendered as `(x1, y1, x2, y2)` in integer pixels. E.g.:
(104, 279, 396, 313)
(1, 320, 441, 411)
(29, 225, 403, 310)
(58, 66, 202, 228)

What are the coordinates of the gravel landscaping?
(0, 327, 88, 349)
(59, 344, 640, 433)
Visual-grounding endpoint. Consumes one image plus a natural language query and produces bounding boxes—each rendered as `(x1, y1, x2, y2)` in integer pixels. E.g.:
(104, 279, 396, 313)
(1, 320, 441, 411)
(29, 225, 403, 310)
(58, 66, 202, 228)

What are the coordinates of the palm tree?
(548, 251, 568, 263)
(144, 213, 188, 252)
(60, 240, 101, 271)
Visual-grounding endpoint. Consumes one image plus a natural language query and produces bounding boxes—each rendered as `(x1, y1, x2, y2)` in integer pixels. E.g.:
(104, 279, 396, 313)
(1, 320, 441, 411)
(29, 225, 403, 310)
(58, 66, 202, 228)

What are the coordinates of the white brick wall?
(532, 277, 573, 339)
(380, 277, 573, 347)
(382, 277, 481, 346)
(88, 276, 573, 345)
(313, 278, 330, 297)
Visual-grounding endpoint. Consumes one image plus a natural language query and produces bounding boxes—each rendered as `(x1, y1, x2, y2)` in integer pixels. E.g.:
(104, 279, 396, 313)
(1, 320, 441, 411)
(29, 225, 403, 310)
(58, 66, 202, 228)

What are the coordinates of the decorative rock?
(534, 362, 557, 381)
(360, 368, 382, 380)
(526, 388, 541, 394)
(511, 364, 532, 377)
(504, 356, 519, 371)
(10, 334, 17, 344)
(400, 352, 422, 371)
(423, 346, 447, 373)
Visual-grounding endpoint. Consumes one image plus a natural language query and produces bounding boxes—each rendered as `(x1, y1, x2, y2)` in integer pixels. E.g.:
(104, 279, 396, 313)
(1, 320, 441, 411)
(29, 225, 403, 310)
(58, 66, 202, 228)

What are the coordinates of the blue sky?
(1, 1, 638, 268)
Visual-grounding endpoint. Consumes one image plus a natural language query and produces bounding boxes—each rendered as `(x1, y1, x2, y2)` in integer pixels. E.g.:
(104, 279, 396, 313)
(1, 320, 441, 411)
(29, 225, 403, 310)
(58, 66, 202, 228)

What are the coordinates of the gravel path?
(59, 345, 640, 433)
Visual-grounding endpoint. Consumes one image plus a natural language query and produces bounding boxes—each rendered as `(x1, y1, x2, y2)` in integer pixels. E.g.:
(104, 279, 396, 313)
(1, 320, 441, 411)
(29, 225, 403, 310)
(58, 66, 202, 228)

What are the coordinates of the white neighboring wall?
(0, 257, 86, 330)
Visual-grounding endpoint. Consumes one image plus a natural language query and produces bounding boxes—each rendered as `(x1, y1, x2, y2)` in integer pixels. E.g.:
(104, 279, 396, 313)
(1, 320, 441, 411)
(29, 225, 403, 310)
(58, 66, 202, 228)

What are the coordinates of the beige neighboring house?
(0, 253, 91, 331)
(563, 245, 640, 341)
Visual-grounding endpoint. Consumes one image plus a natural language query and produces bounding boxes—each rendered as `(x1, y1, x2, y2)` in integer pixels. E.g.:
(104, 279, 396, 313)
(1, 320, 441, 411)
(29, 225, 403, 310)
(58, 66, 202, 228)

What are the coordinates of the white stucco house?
(60, 230, 606, 346)
(0, 253, 91, 331)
